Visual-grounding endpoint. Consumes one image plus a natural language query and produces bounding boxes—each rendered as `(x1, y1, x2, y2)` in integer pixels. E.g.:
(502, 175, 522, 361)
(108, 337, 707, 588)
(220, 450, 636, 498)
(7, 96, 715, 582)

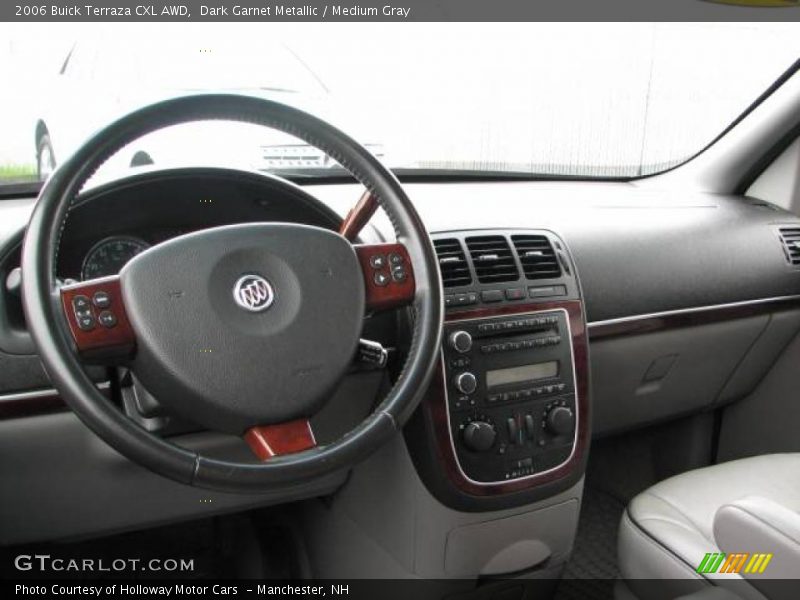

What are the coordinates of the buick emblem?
(233, 274, 274, 312)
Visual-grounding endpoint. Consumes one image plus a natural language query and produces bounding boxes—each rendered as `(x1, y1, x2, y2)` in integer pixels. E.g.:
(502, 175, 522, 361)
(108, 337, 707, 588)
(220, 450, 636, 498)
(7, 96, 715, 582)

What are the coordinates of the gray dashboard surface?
(4, 179, 800, 324)
(307, 180, 800, 321)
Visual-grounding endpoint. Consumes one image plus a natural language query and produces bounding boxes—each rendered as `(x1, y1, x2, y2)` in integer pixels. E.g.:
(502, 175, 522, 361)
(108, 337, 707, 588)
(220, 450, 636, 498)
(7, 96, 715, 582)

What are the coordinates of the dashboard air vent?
(779, 227, 800, 266)
(465, 236, 519, 283)
(433, 238, 472, 287)
(512, 235, 562, 279)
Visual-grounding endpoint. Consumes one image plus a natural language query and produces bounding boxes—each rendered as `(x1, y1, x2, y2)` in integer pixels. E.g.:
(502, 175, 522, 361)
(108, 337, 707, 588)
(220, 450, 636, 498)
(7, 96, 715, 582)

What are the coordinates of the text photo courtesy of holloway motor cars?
(2, 3, 800, 600)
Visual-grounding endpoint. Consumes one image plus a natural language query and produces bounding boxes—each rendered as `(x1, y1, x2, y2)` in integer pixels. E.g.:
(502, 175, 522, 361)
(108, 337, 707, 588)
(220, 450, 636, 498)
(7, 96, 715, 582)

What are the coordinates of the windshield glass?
(1, 22, 799, 186)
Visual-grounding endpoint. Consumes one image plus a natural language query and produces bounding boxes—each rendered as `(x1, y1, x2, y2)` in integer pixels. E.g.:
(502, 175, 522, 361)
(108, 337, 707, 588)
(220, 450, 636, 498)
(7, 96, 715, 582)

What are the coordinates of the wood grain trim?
(423, 299, 590, 496)
(244, 419, 317, 460)
(339, 191, 379, 241)
(588, 295, 800, 341)
(0, 390, 65, 419)
(0, 382, 110, 420)
(60, 276, 136, 360)
(355, 243, 416, 312)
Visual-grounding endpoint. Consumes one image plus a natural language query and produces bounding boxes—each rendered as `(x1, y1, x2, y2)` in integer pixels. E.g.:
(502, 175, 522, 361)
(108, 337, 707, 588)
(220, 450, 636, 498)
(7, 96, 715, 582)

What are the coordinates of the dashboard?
(3, 168, 800, 540)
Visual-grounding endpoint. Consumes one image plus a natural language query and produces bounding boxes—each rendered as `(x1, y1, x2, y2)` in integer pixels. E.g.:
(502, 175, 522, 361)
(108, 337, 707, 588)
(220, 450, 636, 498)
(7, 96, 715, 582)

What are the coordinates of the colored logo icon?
(697, 552, 773, 574)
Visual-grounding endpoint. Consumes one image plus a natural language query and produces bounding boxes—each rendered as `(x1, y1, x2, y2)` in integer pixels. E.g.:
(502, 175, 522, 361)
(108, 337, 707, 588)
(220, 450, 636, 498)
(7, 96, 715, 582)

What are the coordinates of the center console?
(443, 309, 578, 483)
(407, 229, 589, 511)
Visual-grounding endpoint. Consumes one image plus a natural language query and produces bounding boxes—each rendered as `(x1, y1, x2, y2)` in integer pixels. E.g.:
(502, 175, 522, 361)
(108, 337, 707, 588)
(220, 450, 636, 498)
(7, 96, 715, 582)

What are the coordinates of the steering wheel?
(21, 94, 443, 492)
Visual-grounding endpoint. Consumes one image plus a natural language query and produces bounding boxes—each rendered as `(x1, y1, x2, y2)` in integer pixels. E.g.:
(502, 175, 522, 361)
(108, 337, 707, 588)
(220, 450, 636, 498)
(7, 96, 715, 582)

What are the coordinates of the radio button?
(462, 420, 497, 452)
(544, 405, 576, 436)
(449, 356, 470, 369)
(449, 330, 473, 353)
(454, 372, 478, 395)
(524, 414, 536, 440)
(507, 417, 520, 443)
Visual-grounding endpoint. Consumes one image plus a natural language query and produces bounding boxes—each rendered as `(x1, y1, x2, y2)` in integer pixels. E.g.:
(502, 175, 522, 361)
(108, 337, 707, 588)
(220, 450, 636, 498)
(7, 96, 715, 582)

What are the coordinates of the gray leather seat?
(618, 453, 800, 600)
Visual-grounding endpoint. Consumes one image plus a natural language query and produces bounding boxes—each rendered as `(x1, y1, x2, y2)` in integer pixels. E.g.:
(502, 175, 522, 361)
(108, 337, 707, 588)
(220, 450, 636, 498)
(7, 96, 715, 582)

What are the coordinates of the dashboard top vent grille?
(512, 235, 562, 280)
(433, 238, 472, 287)
(779, 227, 800, 266)
(465, 235, 519, 284)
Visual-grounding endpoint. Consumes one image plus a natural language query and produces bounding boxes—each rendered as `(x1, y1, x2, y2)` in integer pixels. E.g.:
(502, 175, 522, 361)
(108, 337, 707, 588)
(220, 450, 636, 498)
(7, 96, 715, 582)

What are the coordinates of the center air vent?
(512, 235, 562, 279)
(433, 238, 472, 287)
(779, 227, 800, 266)
(465, 236, 519, 284)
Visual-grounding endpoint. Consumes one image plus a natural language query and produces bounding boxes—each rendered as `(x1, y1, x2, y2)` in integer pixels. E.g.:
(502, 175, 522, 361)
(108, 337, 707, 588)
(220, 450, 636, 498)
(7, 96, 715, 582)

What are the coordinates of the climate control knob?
(454, 372, 478, 395)
(545, 406, 575, 436)
(449, 330, 473, 354)
(462, 421, 497, 452)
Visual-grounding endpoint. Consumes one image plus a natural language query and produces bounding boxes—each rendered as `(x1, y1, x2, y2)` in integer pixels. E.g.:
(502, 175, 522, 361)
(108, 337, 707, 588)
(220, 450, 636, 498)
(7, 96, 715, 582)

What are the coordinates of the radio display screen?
(486, 362, 559, 389)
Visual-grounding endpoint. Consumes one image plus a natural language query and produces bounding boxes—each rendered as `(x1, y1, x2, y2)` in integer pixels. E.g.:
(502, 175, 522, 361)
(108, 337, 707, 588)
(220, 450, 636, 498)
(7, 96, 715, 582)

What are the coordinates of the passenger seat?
(617, 453, 800, 600)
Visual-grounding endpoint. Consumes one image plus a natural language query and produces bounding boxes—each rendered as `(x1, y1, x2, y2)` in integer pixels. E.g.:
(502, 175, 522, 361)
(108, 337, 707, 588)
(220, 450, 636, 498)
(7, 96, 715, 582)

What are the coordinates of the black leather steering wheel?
(21, 94, 443, 492)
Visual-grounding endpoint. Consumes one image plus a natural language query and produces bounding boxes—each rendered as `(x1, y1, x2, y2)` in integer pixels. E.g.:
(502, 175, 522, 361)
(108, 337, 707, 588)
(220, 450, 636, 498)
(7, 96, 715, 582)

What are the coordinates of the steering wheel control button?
(77, 315, 96, 331)
(373, 271, 390, 286)
(369, 254, 386, 269)
(72, 295, 91, 311)
(92, 291, 111, 308)
(232, 274, 275, 312)
(74, 307, 92, 319)
(98, 310, 117, 328)
(388, 253, 404, 266)
(391, 265, 407, 282)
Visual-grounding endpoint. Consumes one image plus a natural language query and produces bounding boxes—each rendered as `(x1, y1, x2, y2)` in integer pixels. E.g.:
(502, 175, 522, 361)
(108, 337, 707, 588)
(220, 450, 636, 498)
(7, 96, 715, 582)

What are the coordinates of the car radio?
(442, 309, 578, 483)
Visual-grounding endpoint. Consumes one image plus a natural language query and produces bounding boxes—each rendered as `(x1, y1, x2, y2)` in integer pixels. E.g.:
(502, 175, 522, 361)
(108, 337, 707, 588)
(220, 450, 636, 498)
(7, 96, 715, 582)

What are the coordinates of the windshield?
(1, 22, 799, 186)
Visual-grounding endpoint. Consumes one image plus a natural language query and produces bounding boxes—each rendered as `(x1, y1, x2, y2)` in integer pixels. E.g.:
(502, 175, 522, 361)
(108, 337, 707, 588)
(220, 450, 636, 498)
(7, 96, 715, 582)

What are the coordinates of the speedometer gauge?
(81, 236, 150, 280)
